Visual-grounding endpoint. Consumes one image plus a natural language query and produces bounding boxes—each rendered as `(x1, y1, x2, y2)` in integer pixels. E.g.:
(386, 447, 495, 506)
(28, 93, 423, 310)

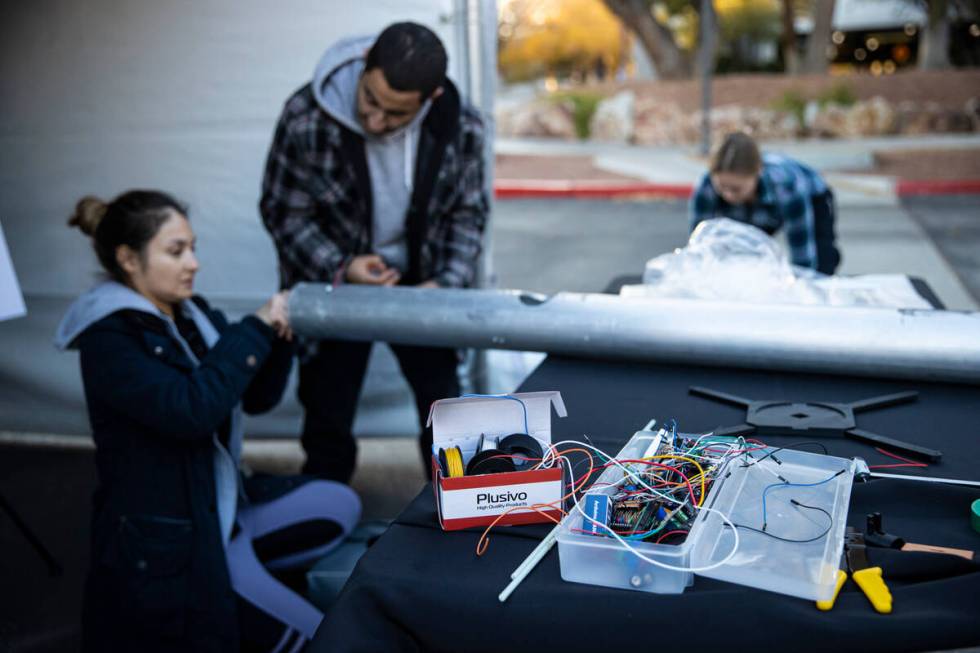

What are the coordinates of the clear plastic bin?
(690, 447, 855, 601)
(556, 430, 707, 594)
(557, 429, 855, 600)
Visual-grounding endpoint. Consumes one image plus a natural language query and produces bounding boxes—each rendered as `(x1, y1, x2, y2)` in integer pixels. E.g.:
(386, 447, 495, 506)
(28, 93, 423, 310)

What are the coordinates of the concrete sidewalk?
(495, 134, 980, 205)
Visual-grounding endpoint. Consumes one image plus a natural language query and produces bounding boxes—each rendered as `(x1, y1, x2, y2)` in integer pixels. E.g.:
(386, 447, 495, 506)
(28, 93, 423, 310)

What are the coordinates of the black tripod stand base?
(0, 492, 63, 577)
(691, 386, 940, 463)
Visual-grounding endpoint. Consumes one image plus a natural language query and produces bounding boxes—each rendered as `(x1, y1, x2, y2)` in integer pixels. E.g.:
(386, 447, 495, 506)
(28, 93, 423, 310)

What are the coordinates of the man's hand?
(345, 254, 400, 286)
(416, 279, 440, 289)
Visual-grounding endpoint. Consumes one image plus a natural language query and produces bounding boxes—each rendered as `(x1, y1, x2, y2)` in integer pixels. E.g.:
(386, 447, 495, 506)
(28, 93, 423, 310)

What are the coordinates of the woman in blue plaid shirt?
(690, 132, 841, 274)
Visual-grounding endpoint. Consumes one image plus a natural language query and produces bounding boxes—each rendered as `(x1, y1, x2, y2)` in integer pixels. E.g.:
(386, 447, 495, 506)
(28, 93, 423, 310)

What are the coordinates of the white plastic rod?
(290, 284, 980, 385)
(869, 472, 980, 487)
(499, 525, 562, 602)
(510, 526, 559, 580)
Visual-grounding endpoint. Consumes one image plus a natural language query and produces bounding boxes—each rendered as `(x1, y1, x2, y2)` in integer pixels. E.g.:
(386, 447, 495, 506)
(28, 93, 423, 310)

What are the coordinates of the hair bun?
(68, 196, 108, 236)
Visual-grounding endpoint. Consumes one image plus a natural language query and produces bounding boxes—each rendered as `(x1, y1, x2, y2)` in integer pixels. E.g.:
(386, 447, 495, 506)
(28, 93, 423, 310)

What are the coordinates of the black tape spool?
(466, 449, 516, 476)
(498, 433, 543, 466)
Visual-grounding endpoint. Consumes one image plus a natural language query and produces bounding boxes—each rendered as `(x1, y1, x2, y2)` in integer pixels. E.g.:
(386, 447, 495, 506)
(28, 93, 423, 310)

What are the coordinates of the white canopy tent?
(0, 0, 497, 437)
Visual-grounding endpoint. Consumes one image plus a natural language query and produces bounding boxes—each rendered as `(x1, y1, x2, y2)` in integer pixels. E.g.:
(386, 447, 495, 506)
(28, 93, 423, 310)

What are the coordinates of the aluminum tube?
(289, 284, 980, 385)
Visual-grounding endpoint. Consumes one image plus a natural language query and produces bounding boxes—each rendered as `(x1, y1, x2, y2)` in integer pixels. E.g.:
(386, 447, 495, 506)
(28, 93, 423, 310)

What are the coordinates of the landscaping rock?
(498, 81, 976, 143)
(589, 91, 635, 143)
(965, 97, 980, 130)
(809, 98, 895, 138)
(894, 100, 976, 135)
(845, 96, 897, 136)
(931, 107, 975, 133)
(810, 104, 851, 138)
(496, 100, 578, 139)
(632, 98, 686, 145)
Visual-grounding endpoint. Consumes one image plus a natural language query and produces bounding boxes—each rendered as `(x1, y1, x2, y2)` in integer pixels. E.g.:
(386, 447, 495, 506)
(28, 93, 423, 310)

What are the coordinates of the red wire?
(873, 447, 928, 466)
(868, 463, 927, 469)
(869, 446, 928, 469)
(654, 529, 689, 544)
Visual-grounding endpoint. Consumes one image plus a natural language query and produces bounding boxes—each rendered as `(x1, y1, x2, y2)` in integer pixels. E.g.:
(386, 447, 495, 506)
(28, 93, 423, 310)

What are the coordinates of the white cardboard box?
(427, 391, 567, 531)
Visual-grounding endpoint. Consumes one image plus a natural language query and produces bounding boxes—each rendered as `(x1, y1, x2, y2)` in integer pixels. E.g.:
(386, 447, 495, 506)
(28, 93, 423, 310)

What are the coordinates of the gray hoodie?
(312, 35, 431, 275)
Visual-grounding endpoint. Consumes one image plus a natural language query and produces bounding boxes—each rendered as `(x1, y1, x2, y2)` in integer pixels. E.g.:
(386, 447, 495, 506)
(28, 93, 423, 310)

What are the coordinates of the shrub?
(549, 90, 604, 139)
(771, 88, 808, 128)
(818, 82, 857, 107)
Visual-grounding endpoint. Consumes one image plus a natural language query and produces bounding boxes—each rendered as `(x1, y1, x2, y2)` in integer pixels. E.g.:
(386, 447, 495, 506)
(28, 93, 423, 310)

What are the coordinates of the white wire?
(550, 439, 742, 574)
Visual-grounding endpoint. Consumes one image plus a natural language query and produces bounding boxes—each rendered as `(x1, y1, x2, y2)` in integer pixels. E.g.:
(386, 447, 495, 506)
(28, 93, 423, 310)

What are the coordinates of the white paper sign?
(440, 479, 563, 519)
(0, 221, 26, 321)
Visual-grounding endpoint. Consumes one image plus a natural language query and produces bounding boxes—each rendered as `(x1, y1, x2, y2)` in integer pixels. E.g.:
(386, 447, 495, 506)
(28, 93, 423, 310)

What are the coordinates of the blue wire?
(761, 469, 846, 528)
(460, 393, 529, 435)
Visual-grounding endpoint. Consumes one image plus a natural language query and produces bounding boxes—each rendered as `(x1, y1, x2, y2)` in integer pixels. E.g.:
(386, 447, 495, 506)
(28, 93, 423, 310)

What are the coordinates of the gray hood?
(311, 34, 434, 273)
(54, 281, 176, 350)
(310, 33, 432, 146)
(311, 34, 374, 134)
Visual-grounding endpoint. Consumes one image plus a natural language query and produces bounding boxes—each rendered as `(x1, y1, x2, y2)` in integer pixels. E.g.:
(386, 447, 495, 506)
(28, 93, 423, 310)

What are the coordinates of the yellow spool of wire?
(439, 446, 465, 478)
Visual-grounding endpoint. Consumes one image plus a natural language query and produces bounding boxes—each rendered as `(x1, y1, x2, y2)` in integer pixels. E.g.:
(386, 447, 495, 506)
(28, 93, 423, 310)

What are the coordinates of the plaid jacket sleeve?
(432, 111, 489, 288)
(259, 110, 347, 286)
(688, 173, 718, 233)
(778, 178, 817, 270)
(766, 158, 819, 270)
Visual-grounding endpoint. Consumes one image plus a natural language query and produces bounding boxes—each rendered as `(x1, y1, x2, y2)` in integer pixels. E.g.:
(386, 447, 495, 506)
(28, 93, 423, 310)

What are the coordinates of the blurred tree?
(715, 0, 783, 72)
(604, 0, 792, 77)
(857, 0, 977, 70)
(802, 0, 835, 72)
(498, 0, 630, 82)
(602, 0, 697, 78)
(780, 0, 799, 72)
(918, 0, 950, 69)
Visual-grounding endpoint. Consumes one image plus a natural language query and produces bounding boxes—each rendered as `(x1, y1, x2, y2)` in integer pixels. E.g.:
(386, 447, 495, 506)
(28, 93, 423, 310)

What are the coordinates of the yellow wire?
(445, 446, 464, 477)
(642, 454, 707, 506)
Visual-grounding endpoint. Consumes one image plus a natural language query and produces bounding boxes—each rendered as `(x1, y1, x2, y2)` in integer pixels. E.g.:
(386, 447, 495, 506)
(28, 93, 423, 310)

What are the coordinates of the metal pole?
(454, 0, 497, 393)
(699, 0, 716, 156)
(289, 284, 980, 386)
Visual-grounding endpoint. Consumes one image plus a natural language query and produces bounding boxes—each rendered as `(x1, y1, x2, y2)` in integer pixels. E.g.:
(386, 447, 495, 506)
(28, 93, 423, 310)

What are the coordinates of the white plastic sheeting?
(624, 219, 933, 310)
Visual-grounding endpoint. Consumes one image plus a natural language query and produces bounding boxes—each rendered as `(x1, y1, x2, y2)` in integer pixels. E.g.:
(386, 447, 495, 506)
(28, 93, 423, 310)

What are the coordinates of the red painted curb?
(896, 179, 980, 196)
(494, 180, 692, 199)
(495, 178, 980, 199)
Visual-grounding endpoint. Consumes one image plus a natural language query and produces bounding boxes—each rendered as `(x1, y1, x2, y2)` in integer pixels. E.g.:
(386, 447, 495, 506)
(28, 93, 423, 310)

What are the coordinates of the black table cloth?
(312, 284, 980, 653)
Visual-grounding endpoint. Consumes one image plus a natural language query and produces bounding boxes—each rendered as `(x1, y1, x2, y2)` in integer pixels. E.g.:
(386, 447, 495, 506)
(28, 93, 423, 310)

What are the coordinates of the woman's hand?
(255, 290, 293, 341)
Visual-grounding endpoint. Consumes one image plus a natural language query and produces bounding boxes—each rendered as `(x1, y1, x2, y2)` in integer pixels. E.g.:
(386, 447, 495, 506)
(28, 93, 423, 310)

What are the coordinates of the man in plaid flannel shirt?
(690, 133, 841, 275)
(259, 22, 488, 482)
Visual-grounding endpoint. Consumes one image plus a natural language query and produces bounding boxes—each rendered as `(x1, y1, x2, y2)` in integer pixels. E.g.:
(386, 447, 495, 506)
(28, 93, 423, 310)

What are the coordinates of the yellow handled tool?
(816, 569, 847, 611)
(816, 530, 892, 614)
(851, 567, 892, 614)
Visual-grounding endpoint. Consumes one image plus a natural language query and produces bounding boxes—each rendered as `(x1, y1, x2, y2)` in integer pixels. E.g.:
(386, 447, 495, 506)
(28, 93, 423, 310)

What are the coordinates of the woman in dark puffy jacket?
(56, 190, 360, 652)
